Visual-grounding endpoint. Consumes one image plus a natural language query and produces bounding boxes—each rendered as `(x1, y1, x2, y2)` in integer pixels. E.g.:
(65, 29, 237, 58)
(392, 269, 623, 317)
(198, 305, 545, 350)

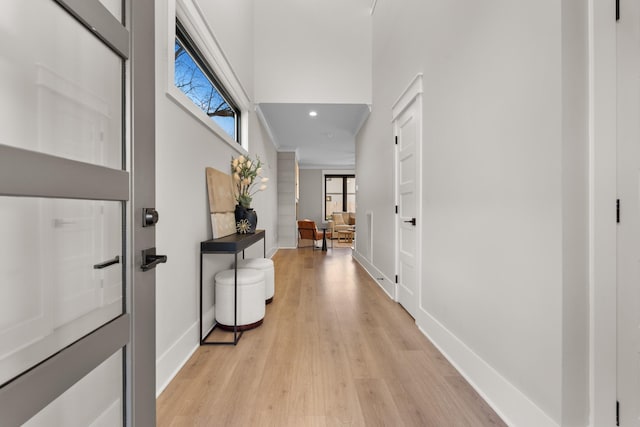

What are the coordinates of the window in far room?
(325, 175, 356, 220)
(174, 21, 240, 142)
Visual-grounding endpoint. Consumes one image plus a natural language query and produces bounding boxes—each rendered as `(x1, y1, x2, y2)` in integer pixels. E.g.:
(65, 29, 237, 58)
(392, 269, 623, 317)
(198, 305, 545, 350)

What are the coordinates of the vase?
(235, 205, 258, 234)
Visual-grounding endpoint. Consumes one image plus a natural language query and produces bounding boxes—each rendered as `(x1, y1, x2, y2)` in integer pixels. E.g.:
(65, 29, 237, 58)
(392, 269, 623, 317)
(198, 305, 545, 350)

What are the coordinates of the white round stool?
(237, 258, 275, 304)
(215, 268, 265, 331)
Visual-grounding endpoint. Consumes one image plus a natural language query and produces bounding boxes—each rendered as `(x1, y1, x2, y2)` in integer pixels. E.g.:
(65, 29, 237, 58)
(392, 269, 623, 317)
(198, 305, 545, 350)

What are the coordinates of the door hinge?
(616, 400, 619, 426)
(616, 0, 620, 21)
(395, 205, 398, 214)
(395, 275, 398, 283)
(395, 136, 398, 145)
(617, 199, 620, 223)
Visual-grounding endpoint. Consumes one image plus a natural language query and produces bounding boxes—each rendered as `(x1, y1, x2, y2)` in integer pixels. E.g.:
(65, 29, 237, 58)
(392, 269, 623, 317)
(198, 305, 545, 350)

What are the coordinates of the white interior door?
(395, 96, 421, 319)
(0, 1, 157, 425)
(617, 0, 640, 424)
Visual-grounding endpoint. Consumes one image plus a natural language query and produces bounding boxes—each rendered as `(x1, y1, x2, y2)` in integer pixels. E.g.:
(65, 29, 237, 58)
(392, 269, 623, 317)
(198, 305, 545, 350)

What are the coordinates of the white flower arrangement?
(230, 154, 268, 208)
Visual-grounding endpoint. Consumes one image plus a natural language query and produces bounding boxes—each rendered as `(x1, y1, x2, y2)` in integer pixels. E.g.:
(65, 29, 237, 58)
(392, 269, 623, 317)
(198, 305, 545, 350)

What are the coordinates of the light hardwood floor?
(157, 247, 506, 426)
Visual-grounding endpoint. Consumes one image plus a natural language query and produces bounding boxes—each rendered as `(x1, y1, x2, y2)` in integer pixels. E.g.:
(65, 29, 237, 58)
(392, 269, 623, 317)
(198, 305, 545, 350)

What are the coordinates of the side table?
(321, 227, 327, 251)
(337, 229, 354, 243)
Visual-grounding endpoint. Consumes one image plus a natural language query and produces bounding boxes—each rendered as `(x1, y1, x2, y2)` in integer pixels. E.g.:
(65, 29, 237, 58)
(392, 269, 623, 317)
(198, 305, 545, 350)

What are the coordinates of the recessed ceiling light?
(309, 111, 318, 117)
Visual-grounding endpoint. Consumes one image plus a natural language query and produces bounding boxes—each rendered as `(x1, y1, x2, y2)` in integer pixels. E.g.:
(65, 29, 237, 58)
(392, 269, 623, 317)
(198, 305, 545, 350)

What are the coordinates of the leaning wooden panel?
(205, 167, 236, 238)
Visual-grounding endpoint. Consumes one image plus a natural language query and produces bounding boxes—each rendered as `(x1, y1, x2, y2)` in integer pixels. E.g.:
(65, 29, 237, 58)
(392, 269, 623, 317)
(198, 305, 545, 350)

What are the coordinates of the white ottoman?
(215, 268, 265, 331)
(237, 258, 275, 304)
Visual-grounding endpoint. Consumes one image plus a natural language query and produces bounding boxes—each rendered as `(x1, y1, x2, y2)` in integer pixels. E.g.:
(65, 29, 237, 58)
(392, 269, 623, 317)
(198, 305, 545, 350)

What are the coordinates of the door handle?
(404, 218, 416, 226)
(53, 219, 76, 227)
(94, 256, 120, 269)
(141, 247, 167, 271)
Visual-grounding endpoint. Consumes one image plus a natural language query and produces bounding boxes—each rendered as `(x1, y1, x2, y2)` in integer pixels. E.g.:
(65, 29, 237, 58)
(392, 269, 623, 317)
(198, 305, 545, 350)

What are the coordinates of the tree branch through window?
(174, 24, 239, 141)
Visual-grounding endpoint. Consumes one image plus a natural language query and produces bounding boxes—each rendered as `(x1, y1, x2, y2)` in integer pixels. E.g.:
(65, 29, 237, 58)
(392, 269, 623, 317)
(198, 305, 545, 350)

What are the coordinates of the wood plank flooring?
(156, 247, 506, 426)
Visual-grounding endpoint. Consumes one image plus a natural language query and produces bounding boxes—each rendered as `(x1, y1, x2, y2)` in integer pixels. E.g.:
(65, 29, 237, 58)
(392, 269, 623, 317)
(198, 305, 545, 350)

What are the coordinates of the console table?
(199, 229, 266, 345)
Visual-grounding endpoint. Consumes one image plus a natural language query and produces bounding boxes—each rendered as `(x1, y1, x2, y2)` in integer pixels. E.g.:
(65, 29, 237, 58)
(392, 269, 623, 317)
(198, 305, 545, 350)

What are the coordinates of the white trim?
(166, 88, 246, 155)
(354, 104, 372, 137)
(155, 321, 199, 397)
(176, 0, 250, 108)
(88, 399, 121, 427)
(157, 248, 279, 397)
(266, 246, 279, 259)
(366, 210, 374, 265)
(392, 73, 423, 120)
(352, 251, 395, 299)
(322, 169, 355, 175)
(370, 0, 378, 16)
(415, 309, 559, 427)
(588, 0, 617, 425)
(300, 163, 356, 170)
(356, 243, 557, 426)
(168, 0, 251, 152)
(255, 104, 280, 150)
(393, 75, 423, 317)
(277, 147, 299, 155)
(393, 126, 399, 302)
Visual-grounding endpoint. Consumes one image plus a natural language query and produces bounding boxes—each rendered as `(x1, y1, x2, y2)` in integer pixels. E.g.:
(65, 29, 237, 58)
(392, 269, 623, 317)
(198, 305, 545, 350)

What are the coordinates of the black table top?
(200, 229, 265, 253)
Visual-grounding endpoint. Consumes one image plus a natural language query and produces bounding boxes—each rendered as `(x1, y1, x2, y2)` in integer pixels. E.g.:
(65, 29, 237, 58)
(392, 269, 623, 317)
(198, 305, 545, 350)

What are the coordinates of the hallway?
(156, 247, 505, 426)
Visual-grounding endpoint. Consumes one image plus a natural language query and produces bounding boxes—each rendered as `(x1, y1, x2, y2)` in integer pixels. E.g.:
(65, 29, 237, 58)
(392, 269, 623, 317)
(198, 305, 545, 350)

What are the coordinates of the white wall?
(560, 1, 589, 424)
(355, 1, 588, 425)
(154, 0, 278, 394)
(254, 0, 372, 104)
(277, 151, 297, 247)
(196, 0, 254, 99)
(298, 169, 323, 224)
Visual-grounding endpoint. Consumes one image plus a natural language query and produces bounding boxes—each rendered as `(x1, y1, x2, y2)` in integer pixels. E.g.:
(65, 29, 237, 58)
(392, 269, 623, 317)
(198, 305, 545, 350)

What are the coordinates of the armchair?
(297, 220, 332, 250)
(328, 212, 355, 237)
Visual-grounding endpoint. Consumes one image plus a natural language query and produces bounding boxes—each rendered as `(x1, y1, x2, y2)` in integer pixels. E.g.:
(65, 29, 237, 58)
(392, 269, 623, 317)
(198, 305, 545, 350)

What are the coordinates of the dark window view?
(325, 175, 355, 220)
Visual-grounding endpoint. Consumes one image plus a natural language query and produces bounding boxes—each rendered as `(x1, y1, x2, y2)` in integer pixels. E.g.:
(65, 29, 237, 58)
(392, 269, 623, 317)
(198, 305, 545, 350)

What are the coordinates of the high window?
(325, 175, 356, 219)
(174, 21, 240, 142)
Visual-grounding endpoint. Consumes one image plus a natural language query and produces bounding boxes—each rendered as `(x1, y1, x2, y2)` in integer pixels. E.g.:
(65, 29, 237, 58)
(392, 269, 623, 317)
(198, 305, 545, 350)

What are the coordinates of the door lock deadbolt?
(143, 208, 159, 227)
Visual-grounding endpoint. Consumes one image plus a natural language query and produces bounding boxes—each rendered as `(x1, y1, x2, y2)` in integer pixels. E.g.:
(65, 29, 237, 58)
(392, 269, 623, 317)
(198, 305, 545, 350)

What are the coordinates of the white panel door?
(617, 0, 640, 424)
(395, 100, 421, 319)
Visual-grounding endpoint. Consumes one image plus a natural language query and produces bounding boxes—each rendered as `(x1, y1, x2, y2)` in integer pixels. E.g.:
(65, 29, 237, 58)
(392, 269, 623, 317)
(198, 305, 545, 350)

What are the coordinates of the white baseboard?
(415, 309, 559, 427)
(353, 249, 557, 427)
(156, 250, 277, 398)
(352, 250, 395, 299)
(156, 321, 199, 397)
(89, 399, 121, 427)
(202, 306, 215, 333)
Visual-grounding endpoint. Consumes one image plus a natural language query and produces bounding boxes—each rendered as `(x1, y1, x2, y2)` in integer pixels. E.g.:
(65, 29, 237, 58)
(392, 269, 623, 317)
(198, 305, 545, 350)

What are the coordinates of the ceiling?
(257, 103, 370, 169)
